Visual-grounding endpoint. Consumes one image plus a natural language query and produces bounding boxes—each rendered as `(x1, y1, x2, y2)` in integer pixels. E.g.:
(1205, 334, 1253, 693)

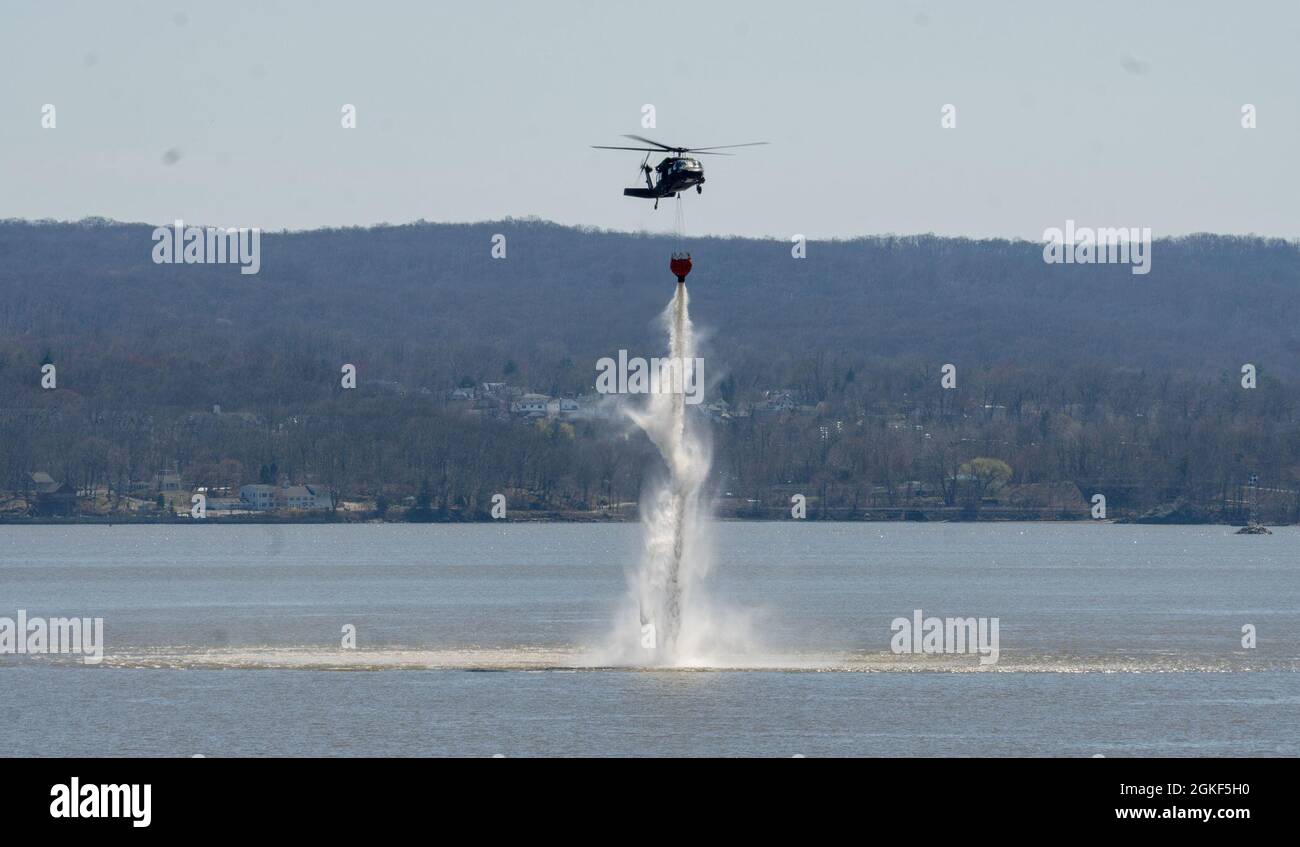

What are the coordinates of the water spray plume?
(637, 285, 696, 652)
(600, 283, 759, 667)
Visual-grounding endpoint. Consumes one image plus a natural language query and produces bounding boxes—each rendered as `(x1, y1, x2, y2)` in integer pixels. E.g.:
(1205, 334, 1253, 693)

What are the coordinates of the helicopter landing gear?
(654, 198, 659, 210)
(696, 185, 702, 194)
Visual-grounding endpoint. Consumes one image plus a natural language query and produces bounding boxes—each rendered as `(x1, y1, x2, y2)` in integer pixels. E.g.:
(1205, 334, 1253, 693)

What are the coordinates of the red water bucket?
(670, 253, 692, 283)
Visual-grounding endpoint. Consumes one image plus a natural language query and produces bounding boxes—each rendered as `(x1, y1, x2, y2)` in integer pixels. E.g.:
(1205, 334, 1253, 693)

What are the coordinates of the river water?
(1, 523, 1295, 756)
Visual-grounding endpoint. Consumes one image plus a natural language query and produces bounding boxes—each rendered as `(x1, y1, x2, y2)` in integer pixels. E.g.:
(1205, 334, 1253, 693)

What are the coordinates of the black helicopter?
(592, 135, 768, 208)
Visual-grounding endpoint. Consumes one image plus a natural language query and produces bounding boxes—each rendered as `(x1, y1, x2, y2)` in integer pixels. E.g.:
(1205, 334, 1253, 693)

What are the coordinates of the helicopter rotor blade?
(684, 142, 770, 151)
(593, 137, 764, 156)
(621, 134, 678, 151)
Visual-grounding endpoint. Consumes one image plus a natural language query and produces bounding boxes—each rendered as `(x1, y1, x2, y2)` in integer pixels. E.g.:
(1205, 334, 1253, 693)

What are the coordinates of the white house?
(511, 393, 550, 416)
(154, 471, 184, 492)
(280, 484, 333, 511)
(239, 484, 278, 510)
(239, 483, 333, 511)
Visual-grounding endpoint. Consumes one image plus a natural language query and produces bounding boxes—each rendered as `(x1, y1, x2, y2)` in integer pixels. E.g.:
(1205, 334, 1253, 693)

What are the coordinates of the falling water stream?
(617, 283, 758, 665)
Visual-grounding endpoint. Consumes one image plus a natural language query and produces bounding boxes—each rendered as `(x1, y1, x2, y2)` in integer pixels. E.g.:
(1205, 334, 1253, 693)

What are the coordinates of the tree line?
(1, 220, 1297, 520)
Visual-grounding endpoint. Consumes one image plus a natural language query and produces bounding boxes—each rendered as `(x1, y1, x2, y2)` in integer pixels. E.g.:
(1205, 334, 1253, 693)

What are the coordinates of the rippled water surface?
(1, 523, 1296, 756)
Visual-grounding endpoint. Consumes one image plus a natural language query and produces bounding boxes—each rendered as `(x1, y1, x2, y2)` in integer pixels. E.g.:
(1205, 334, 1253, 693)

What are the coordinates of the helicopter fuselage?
(624, 156, 705, 199)
(594, 134, 766, 202)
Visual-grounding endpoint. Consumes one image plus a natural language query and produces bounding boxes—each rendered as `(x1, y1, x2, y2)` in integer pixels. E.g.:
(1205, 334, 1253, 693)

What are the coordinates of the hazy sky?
(2, 0, 1298, 239)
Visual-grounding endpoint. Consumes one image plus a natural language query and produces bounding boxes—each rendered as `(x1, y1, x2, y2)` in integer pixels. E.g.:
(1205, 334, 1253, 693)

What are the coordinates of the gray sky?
(2, 0, 1297, 239)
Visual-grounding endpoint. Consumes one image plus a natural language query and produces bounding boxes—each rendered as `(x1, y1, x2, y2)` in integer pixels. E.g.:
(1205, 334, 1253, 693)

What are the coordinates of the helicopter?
(591, 134, 768, 209)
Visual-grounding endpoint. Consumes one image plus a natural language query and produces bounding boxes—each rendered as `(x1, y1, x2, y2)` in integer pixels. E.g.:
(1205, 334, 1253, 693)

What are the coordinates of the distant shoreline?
(0, 513, 1285, 527)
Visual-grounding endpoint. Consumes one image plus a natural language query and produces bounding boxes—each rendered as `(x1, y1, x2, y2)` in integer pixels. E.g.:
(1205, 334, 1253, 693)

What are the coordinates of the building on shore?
(27, 472, 77, 516)
(239, 483, 334, 512)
